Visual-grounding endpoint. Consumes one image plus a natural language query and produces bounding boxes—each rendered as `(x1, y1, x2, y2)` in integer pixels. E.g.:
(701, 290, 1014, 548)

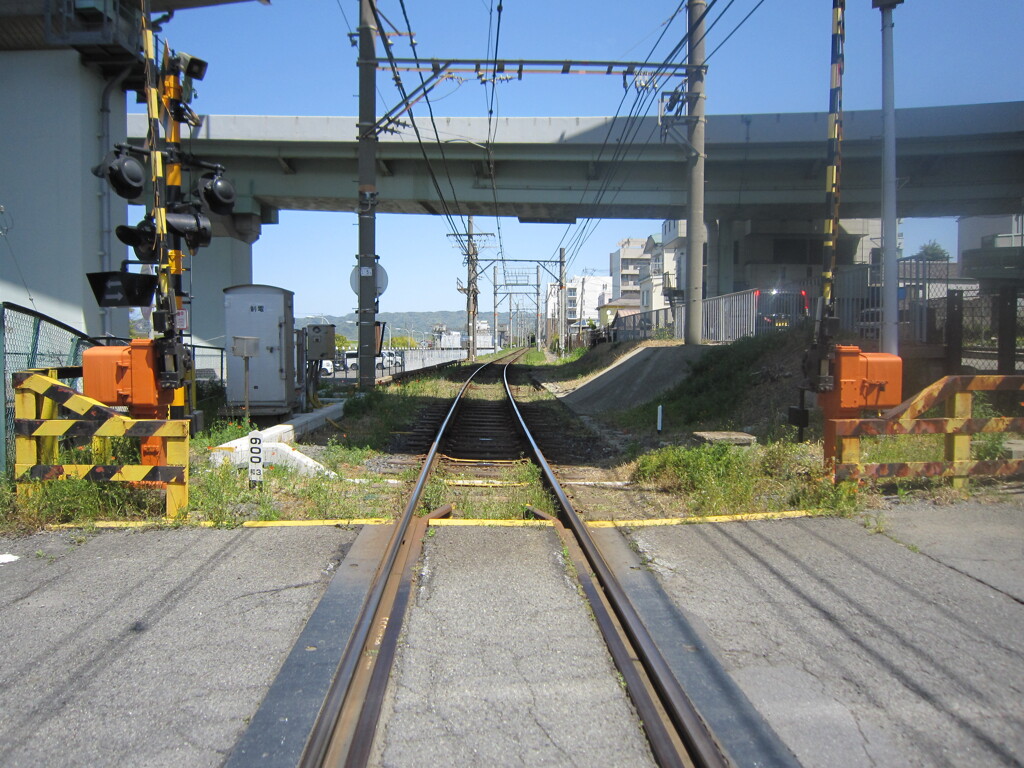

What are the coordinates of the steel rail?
(301, 350, 527, 767)
(300, 358, 501, 768)
(503, 363, 733, 768)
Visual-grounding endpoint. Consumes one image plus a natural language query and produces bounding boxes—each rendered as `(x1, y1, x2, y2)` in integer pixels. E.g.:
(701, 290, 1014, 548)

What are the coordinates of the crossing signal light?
(198, 172, 236, 215)
(92, 148, 146, 200)
(166, 210, 213, 250)
(117, 209, 214, 259)
(116, 217, 157, 262)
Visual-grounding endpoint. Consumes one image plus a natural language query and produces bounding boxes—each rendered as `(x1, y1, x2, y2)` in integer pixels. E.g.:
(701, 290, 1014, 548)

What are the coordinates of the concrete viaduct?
(134, 101, 1023, 226)
(119, 101, 1023, 342)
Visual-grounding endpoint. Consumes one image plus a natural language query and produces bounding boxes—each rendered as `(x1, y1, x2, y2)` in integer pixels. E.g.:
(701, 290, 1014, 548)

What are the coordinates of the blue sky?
(144, 0, 1023, 315)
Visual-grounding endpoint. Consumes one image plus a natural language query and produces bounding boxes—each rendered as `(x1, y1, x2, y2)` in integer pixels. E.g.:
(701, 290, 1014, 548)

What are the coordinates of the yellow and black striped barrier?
(13, 370, 189, 517)
(833, 374, 1024, 487)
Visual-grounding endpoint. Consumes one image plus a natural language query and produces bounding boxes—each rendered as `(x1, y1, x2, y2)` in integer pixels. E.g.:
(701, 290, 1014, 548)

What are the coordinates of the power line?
(706, 0, 769, 62)
(376, 1, 468, 250)
(555, 0, 767, 274)
(0, 203, 38, 311)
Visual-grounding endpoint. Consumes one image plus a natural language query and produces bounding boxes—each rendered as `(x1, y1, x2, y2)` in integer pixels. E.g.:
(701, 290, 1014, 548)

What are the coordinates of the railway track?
(236, 352, 740, 768)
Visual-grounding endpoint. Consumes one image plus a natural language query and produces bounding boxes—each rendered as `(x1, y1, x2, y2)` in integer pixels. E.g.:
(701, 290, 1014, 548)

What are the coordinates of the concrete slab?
(628, 513, 1024, 767)
(559, 344, 707, 416)
(373, 526, 656, 768)
(225, 524, 393, 767)
(0, 527, 356, 767)
(881, 496, 1024, 600)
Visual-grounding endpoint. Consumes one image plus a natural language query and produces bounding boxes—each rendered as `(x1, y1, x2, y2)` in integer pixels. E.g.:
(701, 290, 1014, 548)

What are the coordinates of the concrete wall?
(958, 215, 1022, 260)
(0, 49, 129, 337)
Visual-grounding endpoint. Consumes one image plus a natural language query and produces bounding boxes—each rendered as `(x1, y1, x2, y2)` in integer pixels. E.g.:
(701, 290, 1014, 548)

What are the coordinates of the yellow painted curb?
(45, 510, 819, 532)
(47, 517, 395, 530)
(444, 480, 528, 487)
(428, 518, 554, 527)
(586, 510, 817, 527)
(240, 518, 392, 527)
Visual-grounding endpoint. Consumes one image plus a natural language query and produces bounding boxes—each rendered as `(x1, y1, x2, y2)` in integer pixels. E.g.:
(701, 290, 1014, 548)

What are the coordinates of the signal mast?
(88, 13, 235, 443)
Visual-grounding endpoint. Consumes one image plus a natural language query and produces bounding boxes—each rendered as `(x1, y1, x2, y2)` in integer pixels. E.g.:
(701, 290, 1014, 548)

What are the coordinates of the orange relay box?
(82, 339, 174, 412)
(821, 345, 903, 412)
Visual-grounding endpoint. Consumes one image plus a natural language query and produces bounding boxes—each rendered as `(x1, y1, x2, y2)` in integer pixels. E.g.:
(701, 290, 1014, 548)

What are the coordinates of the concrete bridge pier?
(0, 49, 130, 339)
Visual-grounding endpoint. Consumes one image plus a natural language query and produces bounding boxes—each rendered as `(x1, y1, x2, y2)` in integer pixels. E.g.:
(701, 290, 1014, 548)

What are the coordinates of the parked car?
(754, 289, 809, 332)
(320, 359, 334, 376)
(343, 350, 359, 371)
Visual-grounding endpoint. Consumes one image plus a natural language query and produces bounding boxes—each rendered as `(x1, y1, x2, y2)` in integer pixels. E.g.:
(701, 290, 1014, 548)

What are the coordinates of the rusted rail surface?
(503, 365, 731, 768)
(302, 350, 731, 768)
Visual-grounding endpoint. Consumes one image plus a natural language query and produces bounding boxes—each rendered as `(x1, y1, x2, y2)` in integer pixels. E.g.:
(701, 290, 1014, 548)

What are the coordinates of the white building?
(546, 274, 613, 334)
(608, 238, 648, 301)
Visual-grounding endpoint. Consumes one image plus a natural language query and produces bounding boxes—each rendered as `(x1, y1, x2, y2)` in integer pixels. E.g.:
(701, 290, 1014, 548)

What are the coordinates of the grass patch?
(0, 477, 164, 533)
(519, 349, 548, 366)
(417, 461, 556, 519)
(632, 440, 858, 516)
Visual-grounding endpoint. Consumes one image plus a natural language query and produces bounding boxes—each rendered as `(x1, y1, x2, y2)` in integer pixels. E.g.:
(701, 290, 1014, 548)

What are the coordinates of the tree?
(913, 239, 950, 261)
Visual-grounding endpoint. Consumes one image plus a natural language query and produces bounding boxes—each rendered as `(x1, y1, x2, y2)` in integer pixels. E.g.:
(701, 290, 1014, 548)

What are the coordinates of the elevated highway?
(129, 102, 1024, 224)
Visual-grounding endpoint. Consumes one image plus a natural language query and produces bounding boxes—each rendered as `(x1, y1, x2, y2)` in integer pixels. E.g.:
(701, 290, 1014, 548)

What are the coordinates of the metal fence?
(702, 290, 755, 342)
(607, 308, 676, 343)
(192, 345, 227, 381)
(2, 303, 96, 474)
(950, 288, 1024, 373)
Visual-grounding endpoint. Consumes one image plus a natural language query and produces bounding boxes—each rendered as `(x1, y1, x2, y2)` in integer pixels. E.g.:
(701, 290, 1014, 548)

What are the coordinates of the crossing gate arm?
(13, 371, 190, 518)
(832, 375, 1024, 485)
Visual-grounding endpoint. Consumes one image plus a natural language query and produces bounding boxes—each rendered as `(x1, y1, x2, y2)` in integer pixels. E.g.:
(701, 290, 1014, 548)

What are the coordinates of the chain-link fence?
(2, 303, 97, 475)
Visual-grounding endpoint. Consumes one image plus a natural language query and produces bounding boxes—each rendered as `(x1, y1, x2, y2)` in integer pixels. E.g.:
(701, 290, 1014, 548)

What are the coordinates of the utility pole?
(876, 0, 903, 356)
(493, 265, 499, 351)
(684, 0, 707, 346)
(356, 0, 379, 388)
(536, 264, 542, 350)
(466, 216, 479, 360)
(558, 247, 567, 356)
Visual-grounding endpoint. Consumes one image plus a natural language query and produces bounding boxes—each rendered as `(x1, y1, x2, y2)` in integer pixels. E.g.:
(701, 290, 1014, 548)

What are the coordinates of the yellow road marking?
(586, 510, 817, 527)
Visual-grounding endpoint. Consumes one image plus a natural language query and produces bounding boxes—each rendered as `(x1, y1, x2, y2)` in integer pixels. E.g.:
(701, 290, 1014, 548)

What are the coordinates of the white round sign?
(350, 264, 388, 298)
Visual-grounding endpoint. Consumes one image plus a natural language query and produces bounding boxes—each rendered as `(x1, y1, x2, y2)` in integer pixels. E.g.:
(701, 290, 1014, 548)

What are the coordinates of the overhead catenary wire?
(484, 1, 508, 267)
(374, 0, 468, 252)
(551, 0, 771, 275)
(0, 203, 38, 311)
(549, 0, 710, 272)
(558, 0, 733, 272)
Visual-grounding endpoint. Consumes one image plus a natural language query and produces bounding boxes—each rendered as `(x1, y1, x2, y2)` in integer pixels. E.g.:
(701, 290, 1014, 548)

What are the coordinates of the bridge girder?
(128, 102, 1024, 225)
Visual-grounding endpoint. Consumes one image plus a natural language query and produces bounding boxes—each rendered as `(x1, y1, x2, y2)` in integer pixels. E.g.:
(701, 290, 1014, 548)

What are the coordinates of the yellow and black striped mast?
(812, 0, 845, 391)
(140, 4, 190, 397)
